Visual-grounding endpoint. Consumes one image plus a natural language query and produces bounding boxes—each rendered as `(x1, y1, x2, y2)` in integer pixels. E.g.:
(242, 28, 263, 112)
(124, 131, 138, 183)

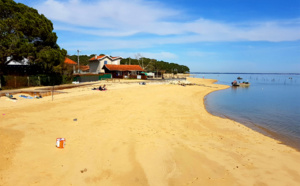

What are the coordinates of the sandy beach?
(1, 77, 300, 186)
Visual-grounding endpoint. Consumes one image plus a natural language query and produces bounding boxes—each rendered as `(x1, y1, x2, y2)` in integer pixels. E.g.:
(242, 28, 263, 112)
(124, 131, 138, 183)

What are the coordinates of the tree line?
(67, 54, 98, 66)
(120, 57, 190, 74)
(67, 54, 190, 74)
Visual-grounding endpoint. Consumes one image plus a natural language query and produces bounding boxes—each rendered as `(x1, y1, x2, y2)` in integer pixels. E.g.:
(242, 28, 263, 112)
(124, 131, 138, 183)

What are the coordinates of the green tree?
(0, 0, 66, 74)
(36, 47, 67, 73)
(120, 57, 190, 73)
(67, 54, 96, 66)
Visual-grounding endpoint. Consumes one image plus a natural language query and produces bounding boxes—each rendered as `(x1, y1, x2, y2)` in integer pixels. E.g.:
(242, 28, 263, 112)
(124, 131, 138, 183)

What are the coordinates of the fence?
(73, 74, 112, 83)
(0, 75, 73, 90)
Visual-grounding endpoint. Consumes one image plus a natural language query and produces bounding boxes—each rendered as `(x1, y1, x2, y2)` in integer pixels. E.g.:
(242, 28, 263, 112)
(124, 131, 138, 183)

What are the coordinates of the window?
(104, 61, 108, 65)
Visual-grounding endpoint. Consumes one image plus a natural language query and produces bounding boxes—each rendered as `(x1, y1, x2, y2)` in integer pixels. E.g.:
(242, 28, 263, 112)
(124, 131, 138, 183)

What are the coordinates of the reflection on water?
(194, 73, 300, 150)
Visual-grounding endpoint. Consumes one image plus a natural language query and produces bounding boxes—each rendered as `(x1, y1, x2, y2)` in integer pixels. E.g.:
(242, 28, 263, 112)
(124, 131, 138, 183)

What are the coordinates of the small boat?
(237, 77, 243, 80)
(232, 80, 239, 86)
(231, 80, 250, 87)
(239, 82, 250, 87)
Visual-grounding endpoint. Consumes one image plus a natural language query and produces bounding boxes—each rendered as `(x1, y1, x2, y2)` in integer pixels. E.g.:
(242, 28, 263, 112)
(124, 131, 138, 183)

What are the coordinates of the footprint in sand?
(80, 168, 87, 173)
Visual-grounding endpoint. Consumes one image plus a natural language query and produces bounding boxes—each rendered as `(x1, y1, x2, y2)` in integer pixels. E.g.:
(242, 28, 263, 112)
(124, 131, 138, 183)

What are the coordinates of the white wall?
(99, 57, 112, 73)
(111, 59, 121, 65)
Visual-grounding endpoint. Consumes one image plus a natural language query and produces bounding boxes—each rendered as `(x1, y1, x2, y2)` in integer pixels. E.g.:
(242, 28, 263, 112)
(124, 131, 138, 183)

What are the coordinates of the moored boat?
(231, 80, 239, 86)
(231, 80, 250, 87)
(239, 82, 250, 86)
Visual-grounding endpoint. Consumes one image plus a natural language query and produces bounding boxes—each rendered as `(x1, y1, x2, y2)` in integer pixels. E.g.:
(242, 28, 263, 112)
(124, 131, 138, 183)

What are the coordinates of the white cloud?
(36, 0, 179, 30)
(35, 0, 300, 45)
(109, 51, 178, 61)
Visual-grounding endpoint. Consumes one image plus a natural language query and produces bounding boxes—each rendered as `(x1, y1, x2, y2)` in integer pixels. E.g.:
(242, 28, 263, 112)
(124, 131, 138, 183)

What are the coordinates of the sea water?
(192, 73, 300, 150)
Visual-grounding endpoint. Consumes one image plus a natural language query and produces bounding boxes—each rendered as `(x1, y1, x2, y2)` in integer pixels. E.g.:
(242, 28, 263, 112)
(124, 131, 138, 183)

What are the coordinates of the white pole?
(77, 49, 80, 73)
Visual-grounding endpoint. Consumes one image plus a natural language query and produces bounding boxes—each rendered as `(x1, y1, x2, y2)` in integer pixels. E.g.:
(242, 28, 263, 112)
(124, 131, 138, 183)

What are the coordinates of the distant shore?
(1, 77, 300, 185)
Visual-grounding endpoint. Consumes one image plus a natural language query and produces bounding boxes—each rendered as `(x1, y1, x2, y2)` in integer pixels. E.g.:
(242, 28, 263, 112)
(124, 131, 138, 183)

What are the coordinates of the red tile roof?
(89, 55, 122, 61)
(64, 57, 77, 65)
(89, 55, 106, 61)
(80, 65, 90, 71)
(64, 57, 89, 71)
(104, 64, 144, 71)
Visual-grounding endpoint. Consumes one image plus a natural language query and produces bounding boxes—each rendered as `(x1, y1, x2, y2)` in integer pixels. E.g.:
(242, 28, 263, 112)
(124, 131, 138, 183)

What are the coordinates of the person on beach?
(92, 85, 107, 91)
(99, 85, 107, 91)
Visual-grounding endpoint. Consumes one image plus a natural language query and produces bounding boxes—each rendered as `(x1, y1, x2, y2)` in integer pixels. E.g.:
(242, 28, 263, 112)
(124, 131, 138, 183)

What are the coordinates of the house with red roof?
(64, 57, 77, 65)
(64, 57, 90, 73)
(103, 64, 146, 79)
(80, 65, 90, 72)
(89, 55, 122, 73)
(64, 57, 77, 73)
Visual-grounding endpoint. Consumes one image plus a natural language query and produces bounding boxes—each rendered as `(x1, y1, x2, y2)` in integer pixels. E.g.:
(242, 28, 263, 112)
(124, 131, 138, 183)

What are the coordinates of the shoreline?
(1, 77, 300, 185)
(203, 85, 300, 152)
(204, 93, 300, 152)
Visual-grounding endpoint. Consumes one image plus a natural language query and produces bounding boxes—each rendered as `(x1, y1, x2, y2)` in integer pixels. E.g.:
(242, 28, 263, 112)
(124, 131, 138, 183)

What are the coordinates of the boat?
(231, 80, 239, 86)
(239, 82, 250, 87)
(231, 80, 250, 87)
(237, 77, 243, 80)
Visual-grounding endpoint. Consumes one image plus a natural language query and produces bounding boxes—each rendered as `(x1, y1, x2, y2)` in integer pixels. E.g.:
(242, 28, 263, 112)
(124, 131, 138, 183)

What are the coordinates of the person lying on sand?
(99, 85, 107, 91)
(92, 85, 107, 91)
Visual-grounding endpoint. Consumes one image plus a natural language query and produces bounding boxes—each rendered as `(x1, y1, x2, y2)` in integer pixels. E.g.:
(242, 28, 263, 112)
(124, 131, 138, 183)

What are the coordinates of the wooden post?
(52, 85, 54, 101)
(38, 76, 41, 86)
(27, 76, 29, 87)
(15, 76, 16, 88)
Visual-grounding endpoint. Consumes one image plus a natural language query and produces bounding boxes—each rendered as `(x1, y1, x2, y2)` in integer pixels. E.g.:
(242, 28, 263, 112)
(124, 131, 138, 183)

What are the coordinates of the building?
(64, 57, 77, 73)
(89, 55, 122, 74)
(64, 57, 90, 73)
(6, 56, 30, 66)
(64, 57, 77, 65)
(4, 56, 31, 75)
(80, 65, 90, 72)
(102, 64, 146, 79)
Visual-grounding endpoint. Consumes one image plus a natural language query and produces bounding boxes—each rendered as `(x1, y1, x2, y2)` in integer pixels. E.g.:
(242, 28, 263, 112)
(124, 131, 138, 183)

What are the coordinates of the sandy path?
(1, 78, 300, 185)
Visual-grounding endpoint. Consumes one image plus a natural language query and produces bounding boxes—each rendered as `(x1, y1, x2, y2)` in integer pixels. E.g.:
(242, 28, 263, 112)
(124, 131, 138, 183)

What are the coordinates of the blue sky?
(15, 0, 300, 72)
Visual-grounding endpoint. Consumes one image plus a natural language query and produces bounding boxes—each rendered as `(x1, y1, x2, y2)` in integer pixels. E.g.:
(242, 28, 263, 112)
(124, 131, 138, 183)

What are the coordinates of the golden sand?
(1, 78, 300, 185)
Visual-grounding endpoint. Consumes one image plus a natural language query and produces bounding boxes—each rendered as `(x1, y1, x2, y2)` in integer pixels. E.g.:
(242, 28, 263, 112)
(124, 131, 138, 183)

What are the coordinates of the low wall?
(73, 73, 112, 82)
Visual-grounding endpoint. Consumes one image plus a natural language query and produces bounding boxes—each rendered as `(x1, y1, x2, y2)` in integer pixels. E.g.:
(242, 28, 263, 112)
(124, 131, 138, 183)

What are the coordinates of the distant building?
(6, 56, 29, 65)
(64, 57, 90, 73)
(102, 64, 146, 79)
(89, 55, 122, 73)
(64, 57, 77, 73)
(4, 56, 31, 75)
(80, 65, 90, 72)
(64, 57, 77, 65)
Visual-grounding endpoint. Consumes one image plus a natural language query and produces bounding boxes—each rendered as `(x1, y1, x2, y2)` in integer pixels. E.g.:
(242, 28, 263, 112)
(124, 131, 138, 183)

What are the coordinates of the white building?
(89, 55, 122, 73)
(6, 56, 29, 65)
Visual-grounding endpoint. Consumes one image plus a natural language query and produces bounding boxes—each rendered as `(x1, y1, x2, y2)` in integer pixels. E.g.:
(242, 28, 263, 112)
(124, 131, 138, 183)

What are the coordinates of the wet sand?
(1, 78, 300, 185)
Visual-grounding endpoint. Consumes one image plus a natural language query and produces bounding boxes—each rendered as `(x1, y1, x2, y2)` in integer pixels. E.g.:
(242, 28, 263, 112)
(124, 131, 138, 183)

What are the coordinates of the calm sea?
(192, 73, 300, 150)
